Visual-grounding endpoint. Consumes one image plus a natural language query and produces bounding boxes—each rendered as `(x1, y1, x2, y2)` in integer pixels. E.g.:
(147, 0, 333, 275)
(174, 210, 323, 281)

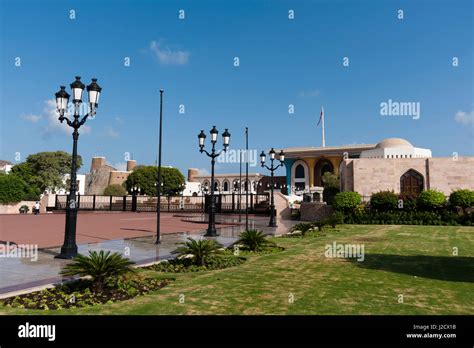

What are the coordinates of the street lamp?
(54, 76, 102, 259)
(198, 126, 230, 236)
(131, 185, 141, 212)
(260, 148, 285, 227)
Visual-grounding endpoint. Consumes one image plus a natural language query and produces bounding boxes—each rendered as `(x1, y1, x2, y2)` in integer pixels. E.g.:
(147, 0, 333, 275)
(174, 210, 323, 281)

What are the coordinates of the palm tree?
(173, 238, 223, 266)
(61, 250, 135, 292)
(237, 230, 275, 252)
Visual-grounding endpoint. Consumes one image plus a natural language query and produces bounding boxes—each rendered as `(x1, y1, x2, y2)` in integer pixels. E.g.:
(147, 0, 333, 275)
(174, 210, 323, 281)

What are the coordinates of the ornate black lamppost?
(54, 76, 102, 259)
(260, 148, 285, 227)
(131, 185, 141, 212)
(198, 126, 230, 236)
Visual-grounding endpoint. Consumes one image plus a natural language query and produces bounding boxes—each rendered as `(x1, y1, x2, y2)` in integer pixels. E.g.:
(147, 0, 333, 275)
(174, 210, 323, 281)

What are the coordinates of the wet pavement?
(0, 214, 298, 296)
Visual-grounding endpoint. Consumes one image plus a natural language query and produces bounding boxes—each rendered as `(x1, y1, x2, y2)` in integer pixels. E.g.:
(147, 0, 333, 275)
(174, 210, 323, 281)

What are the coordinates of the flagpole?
(321, 106, 325, 147)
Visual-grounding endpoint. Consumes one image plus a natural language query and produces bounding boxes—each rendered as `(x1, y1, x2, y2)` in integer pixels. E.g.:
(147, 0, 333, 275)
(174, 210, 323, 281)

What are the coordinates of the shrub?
(237, 230, 275, 251)
(449, 189, 474, 211)
(19, 205, 29, 214)
(0, 175, 27, 203)
(459, 212, 474, 226)
(344, 210, 467, 226)
(398, 193, 418, 211)
(150, 254, 246, 273)
(173, 238, 223, 266)
(323, 186, 340, 205)
(324, 211, 345, 228)
(61, 250, 135, 292)
(416, 190, 446, 211)
(289, 222, 315, 236)
(314, 219, 328, 231)
(370, 191, 398, 212)
(333, 192, 361, 213)
(103, 184, 127, 196)
(321, 172, 339, 188)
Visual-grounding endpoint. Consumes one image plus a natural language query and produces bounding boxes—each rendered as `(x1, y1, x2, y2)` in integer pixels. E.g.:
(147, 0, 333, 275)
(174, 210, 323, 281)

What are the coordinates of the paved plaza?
(0, 212, 298, 296)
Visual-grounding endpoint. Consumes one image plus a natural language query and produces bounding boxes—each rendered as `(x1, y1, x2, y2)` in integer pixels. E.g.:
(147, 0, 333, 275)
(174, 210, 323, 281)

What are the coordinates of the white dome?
(375, 138, 413, 149)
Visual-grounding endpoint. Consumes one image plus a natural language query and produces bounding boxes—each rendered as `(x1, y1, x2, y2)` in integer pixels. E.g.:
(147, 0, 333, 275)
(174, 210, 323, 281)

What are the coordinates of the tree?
(9, 162, 41, 200)
(0, 175, 27, 203)
(322, 172, 339, 188)
(125, 166, 185, 196)
(103, 184, 127, 196)
(27, 151, 82, 192)
(11, 151, 82, 193)
(333, 191, 362, 213)
(323, 187, 340, 205)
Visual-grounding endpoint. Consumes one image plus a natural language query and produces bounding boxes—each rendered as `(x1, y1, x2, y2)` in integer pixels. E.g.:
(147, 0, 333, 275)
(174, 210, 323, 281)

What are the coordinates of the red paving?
(0, 212, 215, 248)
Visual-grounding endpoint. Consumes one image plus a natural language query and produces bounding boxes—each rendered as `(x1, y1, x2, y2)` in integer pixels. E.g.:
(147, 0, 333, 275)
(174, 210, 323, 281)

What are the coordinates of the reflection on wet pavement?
(0, 214, 299, 295)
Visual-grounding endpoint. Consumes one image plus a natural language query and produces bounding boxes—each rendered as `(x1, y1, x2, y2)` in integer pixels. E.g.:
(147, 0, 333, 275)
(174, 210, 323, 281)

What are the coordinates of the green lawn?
(2, 224, 474, 315)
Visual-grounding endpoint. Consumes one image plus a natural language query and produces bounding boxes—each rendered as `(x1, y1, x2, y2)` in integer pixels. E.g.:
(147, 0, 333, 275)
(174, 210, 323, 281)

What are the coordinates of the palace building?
(283, 138, 474, 200)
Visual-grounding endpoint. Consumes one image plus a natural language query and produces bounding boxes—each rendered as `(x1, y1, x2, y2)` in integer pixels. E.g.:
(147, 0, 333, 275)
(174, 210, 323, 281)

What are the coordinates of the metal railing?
(54, 193, 270, 214)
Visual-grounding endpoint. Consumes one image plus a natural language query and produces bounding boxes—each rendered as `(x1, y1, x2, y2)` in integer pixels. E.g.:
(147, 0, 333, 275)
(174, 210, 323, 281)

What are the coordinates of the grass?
(1, 224, 473, 315)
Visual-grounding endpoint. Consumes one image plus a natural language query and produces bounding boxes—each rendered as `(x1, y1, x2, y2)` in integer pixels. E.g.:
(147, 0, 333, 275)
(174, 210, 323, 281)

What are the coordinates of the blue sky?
(0, 0, 472, 176)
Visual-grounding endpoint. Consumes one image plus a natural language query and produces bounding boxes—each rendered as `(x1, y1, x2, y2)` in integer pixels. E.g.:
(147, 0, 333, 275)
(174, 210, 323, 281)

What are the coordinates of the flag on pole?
(317, 106, 324, 126)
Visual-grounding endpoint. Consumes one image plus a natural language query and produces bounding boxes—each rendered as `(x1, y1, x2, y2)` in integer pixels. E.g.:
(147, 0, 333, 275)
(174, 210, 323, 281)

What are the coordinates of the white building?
(187, 168, 263, 195)
(0, 160, 13, 173)
(46, 174, 86, 195)
(359, 138, 432, 159)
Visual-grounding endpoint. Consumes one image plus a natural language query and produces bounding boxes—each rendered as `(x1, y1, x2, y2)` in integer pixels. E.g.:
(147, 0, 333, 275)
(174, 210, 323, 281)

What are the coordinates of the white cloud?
(149, 40, 190, 65)
(103, 126, 119, 138)
(42, 99, 91, 136)
(298, 89, 320, 98)
(20, 113, 42, 123)
(454, 109, 474, 125)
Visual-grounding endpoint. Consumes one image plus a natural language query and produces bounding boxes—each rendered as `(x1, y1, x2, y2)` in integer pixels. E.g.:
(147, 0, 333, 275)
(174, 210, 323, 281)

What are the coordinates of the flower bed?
(1, 274, 172, 310)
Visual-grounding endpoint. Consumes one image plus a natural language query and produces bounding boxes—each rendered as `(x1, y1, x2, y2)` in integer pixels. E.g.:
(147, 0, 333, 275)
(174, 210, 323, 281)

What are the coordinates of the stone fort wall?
(84, 158, 136, 194)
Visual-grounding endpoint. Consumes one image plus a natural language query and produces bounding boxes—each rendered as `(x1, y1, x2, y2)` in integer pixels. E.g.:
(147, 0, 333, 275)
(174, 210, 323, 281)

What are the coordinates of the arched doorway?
(291, 160, 309, 194)
(400, 169, 424, 195)
(315, 158, 334, 187)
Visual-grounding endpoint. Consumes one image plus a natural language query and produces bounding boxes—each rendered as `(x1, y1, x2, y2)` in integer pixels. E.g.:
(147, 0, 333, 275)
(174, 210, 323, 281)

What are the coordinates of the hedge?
(344, 210, 473, 226)
(103, 184, 127, 196)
